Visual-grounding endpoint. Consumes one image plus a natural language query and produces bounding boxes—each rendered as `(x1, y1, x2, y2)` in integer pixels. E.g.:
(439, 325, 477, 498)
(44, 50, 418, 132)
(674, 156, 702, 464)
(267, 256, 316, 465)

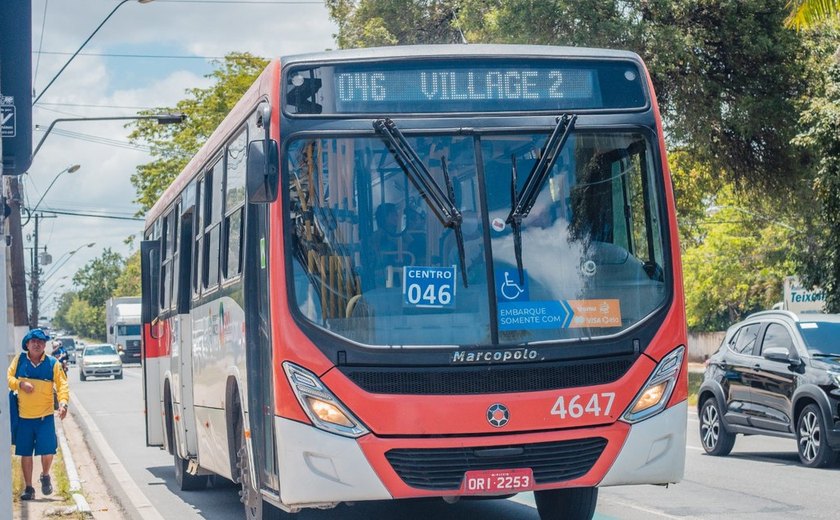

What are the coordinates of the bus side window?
(193, 178, 203, 298)
(203, 158, 223, 290)
(171, 201, 181, 310)
(158, 209, 171, 311)
(224, 127, 247, 280)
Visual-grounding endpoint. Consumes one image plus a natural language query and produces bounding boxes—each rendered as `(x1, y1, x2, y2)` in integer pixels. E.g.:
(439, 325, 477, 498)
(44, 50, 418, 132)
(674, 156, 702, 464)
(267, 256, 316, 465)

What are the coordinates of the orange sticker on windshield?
(567, 299, 622, 328)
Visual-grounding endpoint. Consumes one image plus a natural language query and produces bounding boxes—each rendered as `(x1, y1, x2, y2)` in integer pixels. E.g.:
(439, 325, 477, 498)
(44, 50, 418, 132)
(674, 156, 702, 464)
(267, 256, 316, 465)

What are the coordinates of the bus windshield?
(287, 131, 668, 347)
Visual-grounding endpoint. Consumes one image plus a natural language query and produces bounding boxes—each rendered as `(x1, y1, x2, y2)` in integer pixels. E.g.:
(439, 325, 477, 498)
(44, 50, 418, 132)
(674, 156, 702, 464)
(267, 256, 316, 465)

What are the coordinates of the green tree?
(128, 52, 269, 212)
(114, 250, 141, 297)
(52, 291, 78, 333)
(72, 248, 125, 309)
(793, 56, 840, 311)
(329, 1, 808, 190)
(787, 0, 840, 29)
(683, 202, 796, 331)
(327, 0, 463, 48)
(64, 297, 105, 340)
(669, 151, 723, 251)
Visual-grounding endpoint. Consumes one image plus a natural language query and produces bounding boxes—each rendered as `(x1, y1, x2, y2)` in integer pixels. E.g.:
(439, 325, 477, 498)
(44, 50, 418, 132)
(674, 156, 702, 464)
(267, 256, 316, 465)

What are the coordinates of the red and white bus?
(141, 45, 687, 520)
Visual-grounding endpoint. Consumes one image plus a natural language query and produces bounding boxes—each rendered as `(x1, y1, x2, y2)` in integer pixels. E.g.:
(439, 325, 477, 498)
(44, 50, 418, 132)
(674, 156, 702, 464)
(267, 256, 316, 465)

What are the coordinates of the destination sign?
(285, 59, 647, 115)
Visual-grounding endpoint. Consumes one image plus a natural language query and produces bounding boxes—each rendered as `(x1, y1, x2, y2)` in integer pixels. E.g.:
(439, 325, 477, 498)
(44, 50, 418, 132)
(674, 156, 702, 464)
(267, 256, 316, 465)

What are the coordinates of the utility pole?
(28, 213, 55, 328)
(29, 213, 40, 328)
(8, 177, 27, 326)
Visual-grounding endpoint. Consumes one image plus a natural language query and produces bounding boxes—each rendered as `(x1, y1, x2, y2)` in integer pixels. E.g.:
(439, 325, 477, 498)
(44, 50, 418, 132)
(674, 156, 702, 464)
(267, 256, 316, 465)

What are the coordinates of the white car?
(79, 344, 123, 381)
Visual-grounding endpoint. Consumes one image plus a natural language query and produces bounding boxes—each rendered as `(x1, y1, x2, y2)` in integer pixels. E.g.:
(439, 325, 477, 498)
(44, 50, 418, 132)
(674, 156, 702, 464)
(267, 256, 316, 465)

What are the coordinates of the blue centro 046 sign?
(403, 266, 456, 308)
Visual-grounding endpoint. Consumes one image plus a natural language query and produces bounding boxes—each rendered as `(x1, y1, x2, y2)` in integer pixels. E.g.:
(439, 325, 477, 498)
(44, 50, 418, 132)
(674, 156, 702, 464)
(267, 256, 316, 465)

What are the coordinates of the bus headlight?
(623, 346, 684, 423)
(283, 362, 369, 438)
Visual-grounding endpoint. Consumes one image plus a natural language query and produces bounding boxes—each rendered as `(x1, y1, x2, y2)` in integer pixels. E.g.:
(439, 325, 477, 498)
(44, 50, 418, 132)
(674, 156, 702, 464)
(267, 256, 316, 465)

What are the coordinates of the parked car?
(698, 310, 840, 467)
(78, 344, 123, 381)
(54, 336, 78, 364)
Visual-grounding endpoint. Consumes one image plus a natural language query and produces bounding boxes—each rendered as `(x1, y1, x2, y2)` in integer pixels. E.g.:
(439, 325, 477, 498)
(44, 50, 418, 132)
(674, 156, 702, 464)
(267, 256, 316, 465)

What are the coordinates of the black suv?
(698, 311, 840, 467)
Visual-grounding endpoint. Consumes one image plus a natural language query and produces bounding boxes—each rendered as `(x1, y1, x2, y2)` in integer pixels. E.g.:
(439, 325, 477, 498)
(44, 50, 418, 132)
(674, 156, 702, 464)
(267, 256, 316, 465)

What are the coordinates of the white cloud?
(24, 0, 337, 315)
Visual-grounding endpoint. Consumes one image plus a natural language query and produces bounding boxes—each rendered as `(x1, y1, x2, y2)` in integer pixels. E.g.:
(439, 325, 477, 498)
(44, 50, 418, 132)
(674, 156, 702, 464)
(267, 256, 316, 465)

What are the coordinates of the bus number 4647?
(550, 392, 615, 419)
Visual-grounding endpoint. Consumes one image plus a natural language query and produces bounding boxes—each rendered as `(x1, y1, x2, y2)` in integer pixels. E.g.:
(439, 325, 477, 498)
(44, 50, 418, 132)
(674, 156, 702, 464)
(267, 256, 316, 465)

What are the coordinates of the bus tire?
(174, 452, 209, 491)
(163, 385, 175, 456)
(236, 418, 282, 520)
(535, 487, 598, 520)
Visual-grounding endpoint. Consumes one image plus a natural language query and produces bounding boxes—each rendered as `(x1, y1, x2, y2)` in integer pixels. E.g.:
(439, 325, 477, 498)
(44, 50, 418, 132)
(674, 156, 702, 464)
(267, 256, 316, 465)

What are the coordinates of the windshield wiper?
(506, 114, 577, 284)
(373, 118, 468, 287)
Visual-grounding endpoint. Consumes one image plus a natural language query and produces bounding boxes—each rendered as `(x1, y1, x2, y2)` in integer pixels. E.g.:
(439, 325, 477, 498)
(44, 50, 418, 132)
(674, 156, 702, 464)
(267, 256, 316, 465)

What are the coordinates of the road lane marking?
(71, 391, 166, 520)
(601, 497, 684, 519)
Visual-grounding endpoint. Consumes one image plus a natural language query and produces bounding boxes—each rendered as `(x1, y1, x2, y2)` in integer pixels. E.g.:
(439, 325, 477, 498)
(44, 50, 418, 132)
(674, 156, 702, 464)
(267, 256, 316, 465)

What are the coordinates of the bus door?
(141, 239, 164, 446)
(245, 203, 278, 490)
(174, 206, 199, 456)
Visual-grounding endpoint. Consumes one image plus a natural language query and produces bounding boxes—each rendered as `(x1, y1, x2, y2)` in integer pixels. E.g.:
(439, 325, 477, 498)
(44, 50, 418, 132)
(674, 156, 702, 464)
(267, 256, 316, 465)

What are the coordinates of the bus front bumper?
(274, 401, 685, 508)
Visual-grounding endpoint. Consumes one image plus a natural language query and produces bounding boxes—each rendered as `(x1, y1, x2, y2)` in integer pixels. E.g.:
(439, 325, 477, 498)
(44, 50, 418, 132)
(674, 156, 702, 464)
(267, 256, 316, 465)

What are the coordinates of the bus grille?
(385, 437, 607, 491)
(340, 358, 632, 395)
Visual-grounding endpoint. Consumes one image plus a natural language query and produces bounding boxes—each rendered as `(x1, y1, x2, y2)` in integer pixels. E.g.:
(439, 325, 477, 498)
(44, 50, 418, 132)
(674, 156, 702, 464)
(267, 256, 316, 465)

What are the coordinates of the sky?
(26, 0, 337, 316)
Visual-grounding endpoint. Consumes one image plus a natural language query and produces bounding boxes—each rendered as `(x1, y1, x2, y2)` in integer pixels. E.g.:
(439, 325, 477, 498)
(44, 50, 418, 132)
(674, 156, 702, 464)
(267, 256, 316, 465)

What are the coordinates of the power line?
(33, 127, 152, 152)
(33, 0, 50, 86)
(33, 50, 225, 60)
(34, 209, 144, 221)
(34, 105, 87, 118)
(37, 102, 156, 110)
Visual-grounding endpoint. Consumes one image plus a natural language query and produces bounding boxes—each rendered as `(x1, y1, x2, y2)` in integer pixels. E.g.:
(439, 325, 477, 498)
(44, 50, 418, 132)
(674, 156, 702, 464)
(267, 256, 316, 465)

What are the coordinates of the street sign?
(2, 98, 16, 137)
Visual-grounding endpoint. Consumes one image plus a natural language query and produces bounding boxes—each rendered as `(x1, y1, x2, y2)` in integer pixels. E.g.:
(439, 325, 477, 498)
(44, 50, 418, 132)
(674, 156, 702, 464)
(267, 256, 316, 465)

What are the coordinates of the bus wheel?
(174, 453, 208, 491)
(535, 487, 598, 520)
(236, 422, 282, 519)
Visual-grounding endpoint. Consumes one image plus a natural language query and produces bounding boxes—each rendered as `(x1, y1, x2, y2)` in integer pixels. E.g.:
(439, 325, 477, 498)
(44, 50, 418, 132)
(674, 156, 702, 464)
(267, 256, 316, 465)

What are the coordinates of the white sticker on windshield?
(801, 323, 819, 329)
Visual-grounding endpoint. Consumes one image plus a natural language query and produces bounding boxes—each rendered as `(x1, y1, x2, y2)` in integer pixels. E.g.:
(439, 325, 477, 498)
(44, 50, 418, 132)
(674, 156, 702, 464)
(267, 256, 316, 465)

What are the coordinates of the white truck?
(106, 297, 142, 363)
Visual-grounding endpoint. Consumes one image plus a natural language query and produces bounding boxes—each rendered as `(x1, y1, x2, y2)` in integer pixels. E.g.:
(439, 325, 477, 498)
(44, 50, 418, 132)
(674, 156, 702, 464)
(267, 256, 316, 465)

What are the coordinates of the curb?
(69, 390, 165, 520)
(56, 417, 92, 515)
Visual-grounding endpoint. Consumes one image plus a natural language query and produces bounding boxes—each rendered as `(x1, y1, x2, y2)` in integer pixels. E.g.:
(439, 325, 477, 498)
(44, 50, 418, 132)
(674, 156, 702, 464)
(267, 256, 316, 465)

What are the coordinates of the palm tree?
(786, 0, 840, 29)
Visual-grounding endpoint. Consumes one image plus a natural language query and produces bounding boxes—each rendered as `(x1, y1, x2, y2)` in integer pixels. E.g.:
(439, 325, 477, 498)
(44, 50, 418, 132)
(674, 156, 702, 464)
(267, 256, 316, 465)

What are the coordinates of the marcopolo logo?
(451, 348, 539, 364)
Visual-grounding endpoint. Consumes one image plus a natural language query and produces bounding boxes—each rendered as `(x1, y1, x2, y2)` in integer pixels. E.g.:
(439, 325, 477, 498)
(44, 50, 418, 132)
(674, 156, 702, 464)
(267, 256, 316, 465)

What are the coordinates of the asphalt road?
(70, 365, 840, 520)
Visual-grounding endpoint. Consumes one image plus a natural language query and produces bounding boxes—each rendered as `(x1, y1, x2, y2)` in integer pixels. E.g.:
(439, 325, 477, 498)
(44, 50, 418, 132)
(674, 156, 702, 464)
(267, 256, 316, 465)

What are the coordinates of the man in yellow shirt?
(7, 328, 69, 501)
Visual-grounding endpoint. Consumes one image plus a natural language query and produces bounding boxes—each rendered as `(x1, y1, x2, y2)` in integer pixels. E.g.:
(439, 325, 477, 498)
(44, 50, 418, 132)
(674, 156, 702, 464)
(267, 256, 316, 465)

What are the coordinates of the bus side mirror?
(246, 139, 279, 203)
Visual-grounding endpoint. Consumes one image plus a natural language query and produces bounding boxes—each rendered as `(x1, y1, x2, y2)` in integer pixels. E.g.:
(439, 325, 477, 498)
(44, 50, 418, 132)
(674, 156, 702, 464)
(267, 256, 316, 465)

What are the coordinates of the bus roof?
(279, 44, 642, 67)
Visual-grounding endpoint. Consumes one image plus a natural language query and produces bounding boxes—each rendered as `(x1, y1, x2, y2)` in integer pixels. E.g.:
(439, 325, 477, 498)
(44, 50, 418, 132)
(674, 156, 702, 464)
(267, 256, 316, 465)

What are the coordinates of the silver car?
(79, 344, 123, 381)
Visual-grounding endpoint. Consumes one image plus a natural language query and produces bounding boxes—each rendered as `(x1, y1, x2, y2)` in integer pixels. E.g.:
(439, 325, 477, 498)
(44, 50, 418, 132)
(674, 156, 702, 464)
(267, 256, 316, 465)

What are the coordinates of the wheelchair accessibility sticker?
(403, 266, 456, 308)
(496, 268, 530, 302)
(494, 266, 622, 331)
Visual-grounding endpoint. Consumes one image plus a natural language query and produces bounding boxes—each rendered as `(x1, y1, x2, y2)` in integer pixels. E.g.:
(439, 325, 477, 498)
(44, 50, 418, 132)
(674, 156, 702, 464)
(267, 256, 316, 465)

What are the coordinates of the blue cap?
(22, 328, 51, 351)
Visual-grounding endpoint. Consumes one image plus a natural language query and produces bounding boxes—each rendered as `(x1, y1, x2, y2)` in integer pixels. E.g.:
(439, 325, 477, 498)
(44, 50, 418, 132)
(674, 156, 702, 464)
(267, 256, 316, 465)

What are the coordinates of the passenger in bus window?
(404, 205, 427, 263)
(372, 203, 401, 251)
(372, 203, 413, 286)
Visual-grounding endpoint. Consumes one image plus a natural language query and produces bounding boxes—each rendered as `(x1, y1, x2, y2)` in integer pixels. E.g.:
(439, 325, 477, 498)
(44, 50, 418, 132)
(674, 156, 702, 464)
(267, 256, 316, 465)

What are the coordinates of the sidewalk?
(13, 408, 126, 519)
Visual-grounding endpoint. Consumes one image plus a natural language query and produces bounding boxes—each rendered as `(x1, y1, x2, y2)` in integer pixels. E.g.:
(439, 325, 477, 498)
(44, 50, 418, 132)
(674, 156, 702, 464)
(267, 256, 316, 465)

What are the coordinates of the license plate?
(461, 468, 534, 494)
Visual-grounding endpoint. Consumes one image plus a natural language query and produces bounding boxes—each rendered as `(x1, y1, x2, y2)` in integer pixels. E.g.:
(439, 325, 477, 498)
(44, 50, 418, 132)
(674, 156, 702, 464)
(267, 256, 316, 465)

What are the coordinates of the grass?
(11, 444, 74, 503)
(688, 371, 702, 407)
